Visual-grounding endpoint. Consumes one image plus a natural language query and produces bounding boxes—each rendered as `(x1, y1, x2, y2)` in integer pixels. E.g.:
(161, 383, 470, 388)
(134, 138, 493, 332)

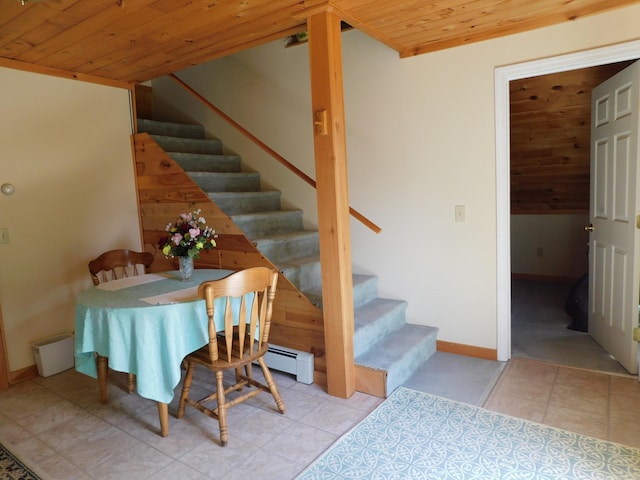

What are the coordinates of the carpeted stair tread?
(253, 230, 320, 264)
(138, 118, 205, 138)
(188, 171, 260, 192)
(208, 191, 282, 215)
(231, 209, 304, 238)
(355, 324, 439, 394)
(151, 134, 222, 155)
(278, 255, 322, 292)
(304, 274, 378, 309)
(353, 298, 408, 358)
(169, 152, 240, 172)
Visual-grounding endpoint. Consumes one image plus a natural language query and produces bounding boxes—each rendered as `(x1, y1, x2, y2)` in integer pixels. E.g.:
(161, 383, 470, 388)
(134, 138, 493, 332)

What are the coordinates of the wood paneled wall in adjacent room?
(510, 61, 634, 214)
(133, 133, 328, 385)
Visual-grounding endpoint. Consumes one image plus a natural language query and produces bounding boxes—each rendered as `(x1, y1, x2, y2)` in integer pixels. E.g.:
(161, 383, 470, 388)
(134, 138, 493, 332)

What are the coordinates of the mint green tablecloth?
(75, 269, 235, 404)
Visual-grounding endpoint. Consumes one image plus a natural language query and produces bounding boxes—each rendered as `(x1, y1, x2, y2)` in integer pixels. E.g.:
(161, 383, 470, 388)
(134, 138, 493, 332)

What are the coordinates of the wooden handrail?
(168, 73, 381, 234)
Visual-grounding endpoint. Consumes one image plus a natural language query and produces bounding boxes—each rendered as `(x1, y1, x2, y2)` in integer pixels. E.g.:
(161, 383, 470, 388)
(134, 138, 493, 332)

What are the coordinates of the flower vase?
(178, 256, 194, 281)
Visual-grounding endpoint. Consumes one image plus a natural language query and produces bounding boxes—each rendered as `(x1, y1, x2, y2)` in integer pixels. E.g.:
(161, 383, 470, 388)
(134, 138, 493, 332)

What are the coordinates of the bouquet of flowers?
(158, 209, 217, 259)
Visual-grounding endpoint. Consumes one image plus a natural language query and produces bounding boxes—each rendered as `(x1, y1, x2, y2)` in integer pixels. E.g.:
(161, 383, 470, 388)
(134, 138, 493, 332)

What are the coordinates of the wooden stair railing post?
(308, 10, 355, 399)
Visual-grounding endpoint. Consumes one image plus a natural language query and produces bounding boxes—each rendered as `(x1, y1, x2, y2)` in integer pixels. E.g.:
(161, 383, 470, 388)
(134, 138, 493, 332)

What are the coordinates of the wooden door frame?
(495, 39, 640, 361)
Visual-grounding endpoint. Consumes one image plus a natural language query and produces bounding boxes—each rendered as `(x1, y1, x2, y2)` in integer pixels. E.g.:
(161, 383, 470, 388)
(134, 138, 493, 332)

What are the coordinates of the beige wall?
(152, 4, 640, 351)
(511, 215, 589, 278)
(0, 68, 140, 372)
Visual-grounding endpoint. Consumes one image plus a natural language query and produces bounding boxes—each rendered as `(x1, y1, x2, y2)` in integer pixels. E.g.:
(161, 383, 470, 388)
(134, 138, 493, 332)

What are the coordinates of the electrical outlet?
(0, 228, 8, 245)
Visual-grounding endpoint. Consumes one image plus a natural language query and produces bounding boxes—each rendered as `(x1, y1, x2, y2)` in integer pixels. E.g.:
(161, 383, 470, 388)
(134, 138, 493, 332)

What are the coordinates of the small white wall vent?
(261, 344, 314, 384)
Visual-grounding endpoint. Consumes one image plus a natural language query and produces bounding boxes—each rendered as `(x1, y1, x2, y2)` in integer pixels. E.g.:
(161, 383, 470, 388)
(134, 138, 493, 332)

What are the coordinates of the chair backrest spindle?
(198, 267, 278, 366)
(88, 249, 154, 286)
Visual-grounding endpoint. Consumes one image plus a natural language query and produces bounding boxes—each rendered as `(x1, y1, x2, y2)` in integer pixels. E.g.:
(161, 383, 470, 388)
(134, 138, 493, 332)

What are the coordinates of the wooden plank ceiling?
(510, 62, 634, 214)
(0, 0, 636, 84)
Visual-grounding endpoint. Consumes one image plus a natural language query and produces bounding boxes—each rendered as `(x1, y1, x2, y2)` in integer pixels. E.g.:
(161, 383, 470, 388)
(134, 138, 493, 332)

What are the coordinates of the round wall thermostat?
(1, 183, 15, 195)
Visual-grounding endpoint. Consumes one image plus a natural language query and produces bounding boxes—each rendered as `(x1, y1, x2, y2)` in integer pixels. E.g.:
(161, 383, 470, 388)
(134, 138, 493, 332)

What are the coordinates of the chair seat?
(186, 337, 269, 370)
(177, 267, 286, 446)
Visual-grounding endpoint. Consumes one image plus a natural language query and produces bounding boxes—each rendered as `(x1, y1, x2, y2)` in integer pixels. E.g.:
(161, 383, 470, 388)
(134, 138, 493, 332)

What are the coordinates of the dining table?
(74, 268, 236, 437)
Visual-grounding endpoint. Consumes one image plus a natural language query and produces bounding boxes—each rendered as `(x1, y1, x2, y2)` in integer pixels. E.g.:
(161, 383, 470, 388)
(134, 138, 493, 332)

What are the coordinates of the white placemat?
(96, 273, 172, 291)
(139, 286, 199, 305)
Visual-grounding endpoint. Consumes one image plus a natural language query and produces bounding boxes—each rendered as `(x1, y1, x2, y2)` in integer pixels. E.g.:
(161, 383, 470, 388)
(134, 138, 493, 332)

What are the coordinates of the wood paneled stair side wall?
(133, 132, 328, 386)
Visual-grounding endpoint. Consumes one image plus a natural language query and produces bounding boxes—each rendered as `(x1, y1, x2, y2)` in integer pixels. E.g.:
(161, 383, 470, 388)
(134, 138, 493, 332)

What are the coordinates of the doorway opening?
(508, 64, 631, 375)
(495, 39, 640, 369)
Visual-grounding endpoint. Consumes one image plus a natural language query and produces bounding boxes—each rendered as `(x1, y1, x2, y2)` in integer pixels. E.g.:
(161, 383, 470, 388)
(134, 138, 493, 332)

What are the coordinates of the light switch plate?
(0, 228, 9, 245)
(455, 205, 465, 222)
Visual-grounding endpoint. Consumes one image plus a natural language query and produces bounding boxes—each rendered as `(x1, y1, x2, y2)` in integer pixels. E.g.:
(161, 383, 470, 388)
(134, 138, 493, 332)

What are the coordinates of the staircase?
(137, 118, 438, 396)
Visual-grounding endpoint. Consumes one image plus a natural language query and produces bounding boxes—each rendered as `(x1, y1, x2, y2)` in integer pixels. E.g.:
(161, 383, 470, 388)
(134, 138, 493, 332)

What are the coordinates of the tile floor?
(0, 367, 383, 480)
(1, 278, 638, 479)
(485, 356, 640, 449)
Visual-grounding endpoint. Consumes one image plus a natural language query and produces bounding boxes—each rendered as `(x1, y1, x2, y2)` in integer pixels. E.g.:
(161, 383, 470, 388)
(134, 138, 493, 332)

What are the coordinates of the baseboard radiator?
(260, 344, 314, 384)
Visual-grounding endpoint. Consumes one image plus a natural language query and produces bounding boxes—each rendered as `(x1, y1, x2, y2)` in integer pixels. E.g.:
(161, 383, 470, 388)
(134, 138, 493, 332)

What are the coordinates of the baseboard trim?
(437, 341, 497, 361)
(9, 365, 38, 385)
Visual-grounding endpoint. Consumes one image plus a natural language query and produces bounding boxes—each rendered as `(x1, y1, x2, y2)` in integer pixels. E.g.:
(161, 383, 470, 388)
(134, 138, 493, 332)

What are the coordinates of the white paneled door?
(589, 61, 640, 374)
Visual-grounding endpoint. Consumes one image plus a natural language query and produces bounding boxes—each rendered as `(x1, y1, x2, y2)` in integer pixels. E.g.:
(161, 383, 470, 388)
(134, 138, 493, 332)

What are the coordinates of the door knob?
(585, 224, 594, 232)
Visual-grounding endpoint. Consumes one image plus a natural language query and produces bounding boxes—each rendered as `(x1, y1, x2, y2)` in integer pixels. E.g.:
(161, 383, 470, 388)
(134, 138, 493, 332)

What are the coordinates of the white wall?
(152, 4, 640, 351)
(0, 68, 140, 371)
(511, 215, 589, 278)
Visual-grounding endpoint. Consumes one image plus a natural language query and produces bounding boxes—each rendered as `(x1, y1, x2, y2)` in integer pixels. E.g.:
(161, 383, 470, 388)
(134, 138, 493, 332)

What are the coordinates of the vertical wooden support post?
(307, 11, 355, 398)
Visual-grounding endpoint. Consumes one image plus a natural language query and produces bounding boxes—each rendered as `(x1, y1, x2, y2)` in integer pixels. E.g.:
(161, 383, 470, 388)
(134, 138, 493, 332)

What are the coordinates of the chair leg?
(257, 358, 286, 414)
(96, 354, 108, 404)
(216, 370, 228, 446)
(177, 363, 194, 419)
(127, 373, 135, 393)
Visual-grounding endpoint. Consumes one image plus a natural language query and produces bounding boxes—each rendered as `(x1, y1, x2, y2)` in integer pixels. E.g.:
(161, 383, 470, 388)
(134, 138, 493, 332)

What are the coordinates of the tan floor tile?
(554, 366, 610, 390)
(484, 394, 546, 423)
(490, 374, 554, 404)
(610, 393, 640, 420)
(610, 375, 640, 399)
(506, 357, 559, 382)
(609, 416, 640, 449)
(548, 383, 608, 416)
(543, 404, 608, 440)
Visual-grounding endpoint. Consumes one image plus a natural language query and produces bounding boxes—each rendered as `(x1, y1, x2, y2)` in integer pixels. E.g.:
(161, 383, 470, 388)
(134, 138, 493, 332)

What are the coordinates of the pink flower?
(172, 233, 183, 245)
(189, 227, 200, 238)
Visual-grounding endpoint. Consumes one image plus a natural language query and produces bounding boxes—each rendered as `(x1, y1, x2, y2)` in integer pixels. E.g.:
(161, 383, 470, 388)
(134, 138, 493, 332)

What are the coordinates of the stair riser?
(256, 235, 320, 264)
(354, 300, 407, 358)
(138, 119, 205, 139)
(209, 192, 282, 215)
(152, 136, 222, 155)
(386, 335, 437, 394)
(353, 275, 379, 308)
(170, 153, 240, 173)
(190, 172, 260, 192)
(280, 260, 322, 292)
(232, 211, 304, 238)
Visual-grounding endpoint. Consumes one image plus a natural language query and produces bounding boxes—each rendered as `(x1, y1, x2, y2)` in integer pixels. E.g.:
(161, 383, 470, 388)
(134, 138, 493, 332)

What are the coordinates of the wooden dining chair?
(177, 267, 286, 446)
(87, 249, 154, 401)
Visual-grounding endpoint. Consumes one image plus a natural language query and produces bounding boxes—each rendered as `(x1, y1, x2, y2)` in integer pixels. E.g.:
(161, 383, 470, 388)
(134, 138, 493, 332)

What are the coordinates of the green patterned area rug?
(296, 387, 640, 479)
(0, 443, 41, 480)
